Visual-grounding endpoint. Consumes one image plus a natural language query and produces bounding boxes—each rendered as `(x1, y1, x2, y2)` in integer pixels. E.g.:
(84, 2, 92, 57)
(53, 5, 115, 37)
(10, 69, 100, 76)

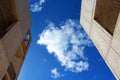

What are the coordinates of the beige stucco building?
(80, 0, 120, 79)
(0, 0, 31, 80)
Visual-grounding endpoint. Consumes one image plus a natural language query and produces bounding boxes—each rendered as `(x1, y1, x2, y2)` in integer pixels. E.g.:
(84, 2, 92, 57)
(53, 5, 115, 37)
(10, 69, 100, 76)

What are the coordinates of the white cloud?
(37, 19, 93, 72)
(51, 68, 61, 79)
(30, 0, 45, 12)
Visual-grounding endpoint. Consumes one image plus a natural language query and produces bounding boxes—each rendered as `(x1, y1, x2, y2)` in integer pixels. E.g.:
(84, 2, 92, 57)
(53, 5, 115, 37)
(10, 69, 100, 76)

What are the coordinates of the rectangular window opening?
(7, 63, 16, 80)
(94, 0, 120, 35)
(15, 47, 24, 60)
(22, 30, 31, 54)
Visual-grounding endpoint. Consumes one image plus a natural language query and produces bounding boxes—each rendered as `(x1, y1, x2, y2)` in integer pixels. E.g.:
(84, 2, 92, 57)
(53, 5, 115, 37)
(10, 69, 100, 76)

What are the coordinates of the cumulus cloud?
(37, 19, 93, 72)
(30, 0, 45, 12)
(51, 68, 61, 79)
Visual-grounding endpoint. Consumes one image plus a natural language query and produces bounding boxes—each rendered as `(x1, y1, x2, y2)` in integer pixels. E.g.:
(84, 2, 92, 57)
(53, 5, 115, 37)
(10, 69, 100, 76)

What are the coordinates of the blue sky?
(18, 0, 116, 80)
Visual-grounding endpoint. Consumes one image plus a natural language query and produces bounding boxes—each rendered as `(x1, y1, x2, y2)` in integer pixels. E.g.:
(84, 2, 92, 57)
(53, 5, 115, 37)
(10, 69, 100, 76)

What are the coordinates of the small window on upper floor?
(21, 30, 31, 54)
(15, 47, 24, 60)
(24, 31, 31, 46)
(94, 0, 120, 35)
(7, 63, 16, 80)
(0, 0, 18, 38)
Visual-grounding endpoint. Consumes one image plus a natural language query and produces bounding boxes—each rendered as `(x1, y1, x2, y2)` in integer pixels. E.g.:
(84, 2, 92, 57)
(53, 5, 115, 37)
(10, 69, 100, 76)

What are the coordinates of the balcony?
(0, 0, 17, 38)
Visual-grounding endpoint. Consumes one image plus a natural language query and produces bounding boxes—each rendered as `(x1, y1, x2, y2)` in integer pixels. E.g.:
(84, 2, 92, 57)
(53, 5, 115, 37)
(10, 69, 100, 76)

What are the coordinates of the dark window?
(94, 0, 120, 35)
(7, 63, 16, 80)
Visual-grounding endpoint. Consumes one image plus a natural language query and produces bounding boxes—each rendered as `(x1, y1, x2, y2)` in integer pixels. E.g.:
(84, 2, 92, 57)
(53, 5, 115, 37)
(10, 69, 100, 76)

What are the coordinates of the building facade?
(0, 0, 31, 80)
(80, 0, 120, 79)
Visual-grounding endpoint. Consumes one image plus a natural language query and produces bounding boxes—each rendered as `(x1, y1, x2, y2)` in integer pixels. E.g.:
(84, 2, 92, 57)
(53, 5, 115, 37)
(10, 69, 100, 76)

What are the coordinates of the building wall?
(0, 0, 31, 80)
(0, 40, 9, 79)
(80, 0, 120, 79)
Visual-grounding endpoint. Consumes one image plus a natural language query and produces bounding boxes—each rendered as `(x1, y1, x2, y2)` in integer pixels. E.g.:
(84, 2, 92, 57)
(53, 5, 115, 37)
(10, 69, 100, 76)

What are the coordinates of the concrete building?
(80, 0, 120, 79)
(0, 0, 31, 80)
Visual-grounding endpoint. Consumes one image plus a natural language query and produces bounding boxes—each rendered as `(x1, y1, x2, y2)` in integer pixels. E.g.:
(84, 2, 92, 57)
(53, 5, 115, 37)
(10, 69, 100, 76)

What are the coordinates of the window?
(7, 63, 16, 80)
(94, 0, 120, 35)
(15, 47, 24, 60)
(24, 31, 31, 46)
(22, 30, 31, 54)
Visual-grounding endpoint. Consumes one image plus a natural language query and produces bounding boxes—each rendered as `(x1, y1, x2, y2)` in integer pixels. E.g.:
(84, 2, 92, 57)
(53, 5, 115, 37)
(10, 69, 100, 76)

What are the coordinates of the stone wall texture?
(0, 0, 31, 80)
(80, 0, 120, 79)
